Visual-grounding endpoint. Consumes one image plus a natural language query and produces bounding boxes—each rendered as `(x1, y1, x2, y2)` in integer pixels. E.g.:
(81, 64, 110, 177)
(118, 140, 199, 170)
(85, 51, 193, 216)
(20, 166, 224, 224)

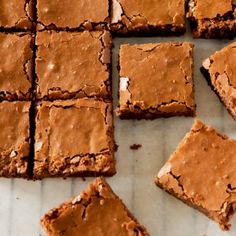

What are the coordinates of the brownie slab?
(187, 0, 236, 38)
(34, 99, 116, 178)
(0, 0, 34, 30)
(201, 42, 236, 120)
(37, 0, 109, 30)
(41, 177, 149, 236)
(0, 33, 33, 101)
(35, 31, 111, 100)
(117, 42, 196, 119)
(155, 120, 236, 230)
(110, 0, 186, 35)
(0, 101, 31, 177)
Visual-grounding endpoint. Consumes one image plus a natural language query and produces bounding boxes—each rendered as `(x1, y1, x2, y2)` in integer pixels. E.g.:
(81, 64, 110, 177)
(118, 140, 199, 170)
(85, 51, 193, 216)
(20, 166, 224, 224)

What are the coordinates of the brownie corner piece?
(155, 119, 236, 230)
(0, 101, 31, 178)
(33, 99, 116, 178)
(110, 0, 186, 35)
(0, 33, 34, 101)
(201, 42, 236, 120)
(37, 0, 109, 30)
(187, 0, 236, 39)
(117, 42, 196, 119)
(0, 0, 34, 30)
(41, 177, 150, 235)
(35, 30, 111, 101)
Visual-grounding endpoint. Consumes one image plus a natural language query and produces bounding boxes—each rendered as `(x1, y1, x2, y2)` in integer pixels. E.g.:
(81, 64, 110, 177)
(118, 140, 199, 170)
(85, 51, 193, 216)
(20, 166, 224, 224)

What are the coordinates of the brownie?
(0, 101, 31, 178)
(110, 0, 186, 35)
(0, 33, 33, 101)
(0, 0, 34, 30)
(37, 0, 109, 30)
(201, 42, 236, 120)
(34, 99, 116, 178)
(116, 42, 196, 119)
(41, 177, 150, 236)
(155, 120, 236, 231)
(35, 31, 111, 101)
(187, 0, 236, 39)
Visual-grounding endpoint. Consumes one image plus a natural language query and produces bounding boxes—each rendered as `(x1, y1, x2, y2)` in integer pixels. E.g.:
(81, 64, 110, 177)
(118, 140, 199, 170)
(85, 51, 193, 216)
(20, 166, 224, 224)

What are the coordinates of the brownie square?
(0, 0, 34, 30)
(41, 177, 149, 236)
(35, 31, 111, 100)
(37, 0, 109, 30)
(187, 0, 236, 38)
(0, 101, 31, 178)
(0, 33, 33, 101)
(34, 99, 116, 178)
(155, 120, 236, 230)
(110, 0, 186, 35)
(117, 42, 196, 119)
(201, 42, 236, 120)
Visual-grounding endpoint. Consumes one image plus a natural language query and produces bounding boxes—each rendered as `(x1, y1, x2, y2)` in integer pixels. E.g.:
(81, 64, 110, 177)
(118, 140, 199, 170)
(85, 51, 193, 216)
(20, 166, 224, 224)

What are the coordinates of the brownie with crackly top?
(37, 0, 109, 30)
(155, 120, 236, 231)
(41, 177, 150, 236)
(0, 101, 31, 178)
(187, 0, 236, 39)
(34, 99, 116, 178)
(201, 42, 236, 120)
(110, 0, 186, 35)
(0, 33, 33, 101)
(116, 42, 196, 119)
(35, 31, 112, 101)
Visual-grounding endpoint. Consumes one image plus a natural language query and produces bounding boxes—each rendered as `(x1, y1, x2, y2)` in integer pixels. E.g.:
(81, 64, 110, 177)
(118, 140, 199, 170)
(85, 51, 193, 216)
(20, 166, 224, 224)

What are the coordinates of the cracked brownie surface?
(187, 0, 236, 38)
(117, 42, 196, 119)
(201, 42, 236, 120)
(41, 177, 149, 236)
(0, 33, 33, 101)
(34, 99, 115, 178)
(111, 0, 185, 35)
(37, 0, 109, 30)
(0, 0, 34, 30)
(0, 101, 31, 177)
(35, 31, 111, 100)
(155, 120, 236, 230)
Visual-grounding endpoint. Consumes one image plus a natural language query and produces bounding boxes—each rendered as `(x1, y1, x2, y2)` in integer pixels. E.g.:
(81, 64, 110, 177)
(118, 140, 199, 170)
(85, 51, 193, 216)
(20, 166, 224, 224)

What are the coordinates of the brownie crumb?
(130, 144, 142, 150)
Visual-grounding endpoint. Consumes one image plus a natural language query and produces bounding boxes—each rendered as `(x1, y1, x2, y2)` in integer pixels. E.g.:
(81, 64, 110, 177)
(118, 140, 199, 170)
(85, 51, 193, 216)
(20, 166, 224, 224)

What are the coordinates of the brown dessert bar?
(41, 177, 150, 236)
(155, 120, 236, 230)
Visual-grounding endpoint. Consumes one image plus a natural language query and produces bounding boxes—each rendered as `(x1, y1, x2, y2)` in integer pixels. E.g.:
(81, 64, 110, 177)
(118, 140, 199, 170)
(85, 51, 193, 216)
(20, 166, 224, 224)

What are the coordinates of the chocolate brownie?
(0, 33, 33, 101)
(187, 0, 236, 39)
(37, 0, 109, 30)
(201, 42, 236, 120)
(0, 101, 31, 178)
(41, 177, 150, 236)
(110, 0, 186, 35)
(34, 99, 116, 178)
(117, 42, 196, 119)
(35, 31, 111, 100)
(155, 120, 236, 230)
(0, 0, 34, 30)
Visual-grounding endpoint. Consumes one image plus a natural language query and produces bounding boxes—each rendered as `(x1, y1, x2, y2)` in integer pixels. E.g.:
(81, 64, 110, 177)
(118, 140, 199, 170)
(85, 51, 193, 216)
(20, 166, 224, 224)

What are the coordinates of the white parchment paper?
(0, 26, 236, 236)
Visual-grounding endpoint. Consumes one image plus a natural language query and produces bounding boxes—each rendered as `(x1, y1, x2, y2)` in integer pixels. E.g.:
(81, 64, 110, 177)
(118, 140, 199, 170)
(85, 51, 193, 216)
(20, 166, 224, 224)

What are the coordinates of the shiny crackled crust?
(110, 0, 186, 35)
(35, 31, 112, 101)
(201, 42, 236, 120)
(34, 99, 116, 178)
(117, 42, 196, 119)
(37, 0, 110, 30)
(41, 177, 149, 236)
(0, 0, 34, 30)
(187, 0, 236, 39)
(155, 120, 236, 231)
(0, 33, 34, 101)
(0, 102, 31, 178)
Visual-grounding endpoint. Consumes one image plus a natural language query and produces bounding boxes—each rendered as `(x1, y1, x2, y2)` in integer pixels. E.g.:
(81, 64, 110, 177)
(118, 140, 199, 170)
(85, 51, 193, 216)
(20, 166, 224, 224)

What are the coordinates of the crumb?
(81, 177, 86, 181)
(130, 144, 142, 150)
